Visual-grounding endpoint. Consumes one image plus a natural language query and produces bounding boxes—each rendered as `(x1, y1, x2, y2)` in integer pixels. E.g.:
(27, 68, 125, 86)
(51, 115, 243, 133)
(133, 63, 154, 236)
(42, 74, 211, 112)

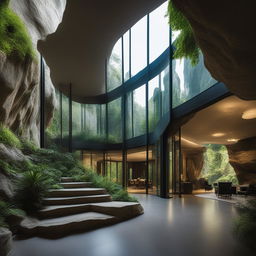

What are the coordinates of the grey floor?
(12, 194, 254, 256)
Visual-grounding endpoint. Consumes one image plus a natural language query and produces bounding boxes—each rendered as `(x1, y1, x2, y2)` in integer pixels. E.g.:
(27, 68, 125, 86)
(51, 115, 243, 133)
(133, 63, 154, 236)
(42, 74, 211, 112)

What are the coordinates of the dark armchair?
(217, 182, 232, 198)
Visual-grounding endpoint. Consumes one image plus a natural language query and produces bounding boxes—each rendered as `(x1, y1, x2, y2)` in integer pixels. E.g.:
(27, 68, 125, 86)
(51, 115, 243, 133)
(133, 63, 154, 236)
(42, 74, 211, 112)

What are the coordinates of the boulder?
(172, 0, 256, 100)
(0, 228, 12, 256)
(226, 137, 256, 184)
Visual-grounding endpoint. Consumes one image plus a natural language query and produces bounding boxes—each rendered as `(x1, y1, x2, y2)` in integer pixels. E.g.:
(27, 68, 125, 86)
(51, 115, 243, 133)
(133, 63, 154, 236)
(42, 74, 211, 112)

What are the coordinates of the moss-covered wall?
(0, 0, 35, 60)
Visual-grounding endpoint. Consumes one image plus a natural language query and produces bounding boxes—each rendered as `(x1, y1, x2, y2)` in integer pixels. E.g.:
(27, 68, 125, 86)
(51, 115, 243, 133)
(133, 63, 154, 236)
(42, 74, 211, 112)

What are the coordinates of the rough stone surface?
(0, 172, 14, 200)
(227, 137, 256, 184)
(0, 1, 66, 144)
(172, 0, 256, 100)
(0, 143, 27, 164)
(0, 228, 12, 256)
(183, 148, 206, 188)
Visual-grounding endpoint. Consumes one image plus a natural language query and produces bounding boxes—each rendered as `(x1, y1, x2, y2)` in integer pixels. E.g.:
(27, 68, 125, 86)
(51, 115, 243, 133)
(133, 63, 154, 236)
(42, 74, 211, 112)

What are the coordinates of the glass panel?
(62, 94, 69, 138)
(123, 31, 130, 82)
(108, 98, 122, 143)
(127, 147, 147, 193)
(131, 16, 147, 76)
(126, 92, 133, 139)
(107, 38, 122, 91)
(172, 53, 217, 107)
(148, 76, 160, 132)
(73, 104, 106, 143)
(161, 64, 170, 115)
(149, 1, 169, 62)
(148, 145, 160, 195)
(133, 85, 146, 137)
(45, 89, 61, 148)
(105, 151, 123, 185)
(72, 101, 81, 136)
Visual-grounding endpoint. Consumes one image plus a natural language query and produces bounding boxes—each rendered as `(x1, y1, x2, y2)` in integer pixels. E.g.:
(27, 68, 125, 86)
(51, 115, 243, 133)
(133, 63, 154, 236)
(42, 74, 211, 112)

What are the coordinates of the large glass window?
(172, 53, 217, 107)
(161, 64, 170, 115)
(107, 39, 122, 91)
(126, 92, 133, 139)
(108, 98, 122, 143)
(123, 31, 130, 82)
(133, 85, 146, 137)
(149, 1, 169, 63)
(131, 16, 147, 76)
(62, 94, 69, 138)
(148, 76, 160, 132)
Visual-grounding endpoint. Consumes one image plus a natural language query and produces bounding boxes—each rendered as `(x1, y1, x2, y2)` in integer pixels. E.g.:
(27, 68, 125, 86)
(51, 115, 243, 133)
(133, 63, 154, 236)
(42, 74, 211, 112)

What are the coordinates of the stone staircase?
(18, 177, 143, 238)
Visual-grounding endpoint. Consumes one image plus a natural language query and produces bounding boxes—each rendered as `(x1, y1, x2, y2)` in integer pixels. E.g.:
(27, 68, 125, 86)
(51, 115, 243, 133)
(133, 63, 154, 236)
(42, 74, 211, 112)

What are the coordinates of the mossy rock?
(0, 0, 35, 60)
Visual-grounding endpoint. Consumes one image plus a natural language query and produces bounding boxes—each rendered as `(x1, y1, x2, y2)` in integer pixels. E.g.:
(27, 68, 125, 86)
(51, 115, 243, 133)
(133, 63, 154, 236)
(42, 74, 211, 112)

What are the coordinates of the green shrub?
(14, 170, 52, 213)
(0, 125, 21, 148)
(0, 200, 24, 228)
(234, 200, 256, 250)
(168, 0, 199, 65)
(20, 139, 38, 154)
(75, 170, 137, 202)
(0, 0, 35, 60)
(112, 190, 138, 202)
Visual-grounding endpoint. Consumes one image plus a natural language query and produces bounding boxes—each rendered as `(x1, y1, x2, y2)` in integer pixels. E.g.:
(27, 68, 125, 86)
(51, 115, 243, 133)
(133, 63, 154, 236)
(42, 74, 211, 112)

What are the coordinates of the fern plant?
(14, 170, 52, 213)
(168, 0, 199, 65)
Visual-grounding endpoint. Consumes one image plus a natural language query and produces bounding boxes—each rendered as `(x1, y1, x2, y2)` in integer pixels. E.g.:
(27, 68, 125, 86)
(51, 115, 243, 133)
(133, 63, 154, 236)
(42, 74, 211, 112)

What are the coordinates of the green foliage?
(0, 125, 21, 149)
(0, 200, 24, 228)
(14, 169, 52, 213)
(201, 144, 238, 185)
(75, 170, 137, 202)
(234, 200, 256, 250)
(168, 0, 199, 65)
(20, 138, 38, 155)
(112, 190, 138, 202)
(0, 0, 35, 60)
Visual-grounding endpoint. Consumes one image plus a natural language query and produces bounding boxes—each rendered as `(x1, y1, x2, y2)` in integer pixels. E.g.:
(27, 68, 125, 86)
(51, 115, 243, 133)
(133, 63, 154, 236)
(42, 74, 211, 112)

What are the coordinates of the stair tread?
(21, 212, 115, 228)
(59, 182, 92, 185)
(40, 201, 140, 212)
(44, 194, 111, 201)
(49, 188, 105, 192)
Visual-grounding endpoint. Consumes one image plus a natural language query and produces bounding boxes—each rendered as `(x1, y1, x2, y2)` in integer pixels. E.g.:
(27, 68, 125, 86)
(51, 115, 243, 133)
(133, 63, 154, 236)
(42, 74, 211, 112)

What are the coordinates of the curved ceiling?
(182, 96, 256, 148)
(38, 0, 166, 102)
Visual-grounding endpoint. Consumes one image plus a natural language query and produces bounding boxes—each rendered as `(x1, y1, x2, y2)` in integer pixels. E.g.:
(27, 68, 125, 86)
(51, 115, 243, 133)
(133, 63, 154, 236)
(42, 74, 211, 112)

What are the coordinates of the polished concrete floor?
(12, 194, 254, 256)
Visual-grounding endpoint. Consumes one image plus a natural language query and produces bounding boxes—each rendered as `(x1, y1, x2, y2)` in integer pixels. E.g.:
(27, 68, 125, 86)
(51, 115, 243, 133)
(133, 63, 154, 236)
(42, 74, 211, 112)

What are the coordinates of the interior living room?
(0, 0, 256, 256)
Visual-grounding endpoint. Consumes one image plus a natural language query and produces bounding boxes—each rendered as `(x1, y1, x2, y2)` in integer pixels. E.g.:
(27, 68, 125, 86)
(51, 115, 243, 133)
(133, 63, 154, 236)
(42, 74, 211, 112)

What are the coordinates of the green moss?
(0, 125, 22, 149)
(168, 0, 199, 65)
(0, 0, 35, 60)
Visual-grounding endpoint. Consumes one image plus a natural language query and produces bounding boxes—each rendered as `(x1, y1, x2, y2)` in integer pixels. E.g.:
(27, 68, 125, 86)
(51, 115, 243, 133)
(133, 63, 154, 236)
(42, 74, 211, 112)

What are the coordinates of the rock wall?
(172, 0, 256, 100)
(0, 0, 66, 144)
(226, 137, 256, 184)
(183, 148, 205, 187)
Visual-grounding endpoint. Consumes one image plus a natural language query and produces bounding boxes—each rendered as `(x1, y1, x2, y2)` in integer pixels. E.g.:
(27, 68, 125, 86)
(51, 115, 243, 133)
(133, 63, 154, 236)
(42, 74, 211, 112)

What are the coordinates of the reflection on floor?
(13, 194, 254, 256)
(127, 187, 157, 195)
(194, 192, 256, 204)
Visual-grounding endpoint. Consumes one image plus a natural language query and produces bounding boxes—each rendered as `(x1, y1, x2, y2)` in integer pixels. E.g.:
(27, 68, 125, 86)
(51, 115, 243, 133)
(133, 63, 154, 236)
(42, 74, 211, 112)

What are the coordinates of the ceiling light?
(242, 108, 256, 119)
(227, 138, 238, 142)
(212, 133, 225, 137)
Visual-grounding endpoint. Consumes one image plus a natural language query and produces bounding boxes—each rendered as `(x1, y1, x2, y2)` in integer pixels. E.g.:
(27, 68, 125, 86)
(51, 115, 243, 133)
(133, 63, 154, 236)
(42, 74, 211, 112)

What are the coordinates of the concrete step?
(43, 194, 112, 205)
(61, 177, 75, 183)
(47, 188, 106, 197)
(39, 201, 144, 219)
(59, 182, 92, 189)
(19, 212, 117, 239)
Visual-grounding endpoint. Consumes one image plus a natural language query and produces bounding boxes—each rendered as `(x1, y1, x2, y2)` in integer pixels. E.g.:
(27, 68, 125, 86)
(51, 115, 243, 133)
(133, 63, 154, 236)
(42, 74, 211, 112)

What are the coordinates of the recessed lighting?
(212, 133, 225, 137)
(242, 108, 256, 119)
(227, 138, 238, 142)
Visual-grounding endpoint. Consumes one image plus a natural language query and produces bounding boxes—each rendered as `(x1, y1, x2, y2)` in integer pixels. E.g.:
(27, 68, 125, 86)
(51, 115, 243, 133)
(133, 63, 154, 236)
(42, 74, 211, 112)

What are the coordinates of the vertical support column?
(160, 130, 169, 198)
(145, 14, 150, 194)
(68, 83, 72, 153)
(60, 91, 63, 146)
(178, 127, 182, 197)
(121, 35, 127, 189)
(40, 55, 45, 148)
(105, 59, 109, 142)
